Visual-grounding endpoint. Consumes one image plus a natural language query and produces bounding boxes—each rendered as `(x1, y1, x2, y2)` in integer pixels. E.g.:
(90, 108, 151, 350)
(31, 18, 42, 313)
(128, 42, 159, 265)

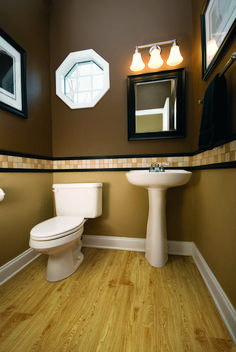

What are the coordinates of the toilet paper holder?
(0, 188, 5, 201)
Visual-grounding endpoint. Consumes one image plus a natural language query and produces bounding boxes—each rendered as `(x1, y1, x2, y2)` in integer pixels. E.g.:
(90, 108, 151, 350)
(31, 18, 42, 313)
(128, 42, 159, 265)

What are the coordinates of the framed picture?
(201, 0, 236, 81)
(0, 28, 27, 118)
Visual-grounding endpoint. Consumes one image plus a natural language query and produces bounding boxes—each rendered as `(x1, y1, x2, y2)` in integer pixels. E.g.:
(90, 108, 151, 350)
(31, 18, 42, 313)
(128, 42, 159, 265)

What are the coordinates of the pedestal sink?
(126, 169, 192, 267)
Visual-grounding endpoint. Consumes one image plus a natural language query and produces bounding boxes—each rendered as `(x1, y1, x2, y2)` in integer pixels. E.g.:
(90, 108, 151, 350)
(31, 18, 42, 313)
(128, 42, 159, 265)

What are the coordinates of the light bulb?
(130, 50, 145, 71)
(167, 44, 183, 66)
(148, 46, 164, 69)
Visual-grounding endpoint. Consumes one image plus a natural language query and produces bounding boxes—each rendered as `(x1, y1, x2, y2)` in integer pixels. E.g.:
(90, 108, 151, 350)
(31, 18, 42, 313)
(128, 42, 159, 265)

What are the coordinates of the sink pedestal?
(145, 189, 168, 267)
(126, 169, 192, 268)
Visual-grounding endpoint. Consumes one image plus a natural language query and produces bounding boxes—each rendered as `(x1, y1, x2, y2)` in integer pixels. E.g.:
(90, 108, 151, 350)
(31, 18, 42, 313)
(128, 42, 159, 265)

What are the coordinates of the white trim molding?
(168, 240, 193, 256)
(82, 235, 146, 252)
(83, 235, 193, 256)
(0, 248, 40, 286)
(192, 243, 236, 345)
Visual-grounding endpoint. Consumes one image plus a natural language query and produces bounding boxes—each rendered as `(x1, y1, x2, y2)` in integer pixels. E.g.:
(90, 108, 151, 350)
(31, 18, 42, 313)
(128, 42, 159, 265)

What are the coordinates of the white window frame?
(56, 49, 110, 109)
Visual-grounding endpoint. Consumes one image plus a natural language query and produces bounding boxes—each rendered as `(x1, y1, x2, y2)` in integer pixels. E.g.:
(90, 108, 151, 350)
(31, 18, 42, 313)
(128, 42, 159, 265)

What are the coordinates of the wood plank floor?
(0, 248, 235, 352)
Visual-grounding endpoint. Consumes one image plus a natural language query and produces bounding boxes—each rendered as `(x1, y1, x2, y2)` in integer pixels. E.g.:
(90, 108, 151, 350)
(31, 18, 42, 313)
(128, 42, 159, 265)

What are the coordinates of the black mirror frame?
(127, 68, 185, 141)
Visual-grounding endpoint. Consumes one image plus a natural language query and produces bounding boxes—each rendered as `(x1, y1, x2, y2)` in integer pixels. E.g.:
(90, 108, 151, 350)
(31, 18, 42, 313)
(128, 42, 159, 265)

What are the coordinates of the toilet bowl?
(30, 216, 86, 281)
(29, 183, 102, 282)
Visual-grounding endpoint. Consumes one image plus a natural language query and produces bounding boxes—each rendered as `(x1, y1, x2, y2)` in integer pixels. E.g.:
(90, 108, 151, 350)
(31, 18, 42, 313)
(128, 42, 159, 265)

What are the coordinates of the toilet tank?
(52, 183, 102, 218)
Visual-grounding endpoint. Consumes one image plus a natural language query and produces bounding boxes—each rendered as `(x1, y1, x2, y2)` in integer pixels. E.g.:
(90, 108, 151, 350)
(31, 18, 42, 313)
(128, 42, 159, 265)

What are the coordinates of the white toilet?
(29, 183, 102, 282)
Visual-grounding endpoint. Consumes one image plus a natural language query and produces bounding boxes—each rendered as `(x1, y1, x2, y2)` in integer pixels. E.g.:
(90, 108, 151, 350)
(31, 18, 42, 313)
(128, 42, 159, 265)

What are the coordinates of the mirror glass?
(127, 68, 185, 140)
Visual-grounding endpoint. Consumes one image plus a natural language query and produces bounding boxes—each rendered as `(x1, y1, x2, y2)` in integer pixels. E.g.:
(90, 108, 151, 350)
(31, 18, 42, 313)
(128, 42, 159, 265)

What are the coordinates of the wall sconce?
(130, 39, 183, 72)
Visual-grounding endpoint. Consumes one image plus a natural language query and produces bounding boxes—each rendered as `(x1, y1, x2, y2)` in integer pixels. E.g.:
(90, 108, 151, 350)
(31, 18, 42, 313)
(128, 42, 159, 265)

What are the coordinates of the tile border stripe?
(0, 140, 236, 171)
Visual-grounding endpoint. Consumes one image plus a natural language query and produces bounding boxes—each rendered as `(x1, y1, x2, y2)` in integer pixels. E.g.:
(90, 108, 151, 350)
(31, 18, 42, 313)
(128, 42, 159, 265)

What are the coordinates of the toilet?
(29, 183, 102, 282)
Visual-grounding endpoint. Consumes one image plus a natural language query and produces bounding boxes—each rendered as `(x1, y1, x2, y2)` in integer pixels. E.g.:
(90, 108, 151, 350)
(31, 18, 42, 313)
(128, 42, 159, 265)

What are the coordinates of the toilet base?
(46, 241, 84, 282)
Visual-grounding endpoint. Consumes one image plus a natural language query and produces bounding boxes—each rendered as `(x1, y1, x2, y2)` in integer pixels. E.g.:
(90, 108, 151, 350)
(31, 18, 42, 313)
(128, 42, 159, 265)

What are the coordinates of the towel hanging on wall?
(198, 73, 229, 150)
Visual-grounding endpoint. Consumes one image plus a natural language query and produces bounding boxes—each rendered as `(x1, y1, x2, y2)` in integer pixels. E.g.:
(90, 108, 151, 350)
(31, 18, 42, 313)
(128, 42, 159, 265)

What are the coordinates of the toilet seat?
(30, 216, 85, 241)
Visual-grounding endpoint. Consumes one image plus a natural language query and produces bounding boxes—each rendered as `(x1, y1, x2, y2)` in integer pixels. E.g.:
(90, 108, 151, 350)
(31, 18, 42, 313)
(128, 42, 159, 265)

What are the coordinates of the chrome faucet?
(149, 162, 169, 172)
(149, 163, 160, 172)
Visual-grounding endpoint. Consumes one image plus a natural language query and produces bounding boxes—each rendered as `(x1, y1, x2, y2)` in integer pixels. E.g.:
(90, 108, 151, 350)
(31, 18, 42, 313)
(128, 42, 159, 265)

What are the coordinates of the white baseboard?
(0, 248, 40, 286)
(82, 235, 192, 256)
(192, 243, 236, 345)
(168, 240, 193, 256)
(82, 235, 146, 252)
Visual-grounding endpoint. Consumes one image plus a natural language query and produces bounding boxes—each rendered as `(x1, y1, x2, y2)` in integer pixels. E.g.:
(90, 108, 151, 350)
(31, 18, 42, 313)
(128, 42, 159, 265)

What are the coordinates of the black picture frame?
(201, 0, 236, 81)
(127, 68, 185, 141)
(0, 28, 27, 118)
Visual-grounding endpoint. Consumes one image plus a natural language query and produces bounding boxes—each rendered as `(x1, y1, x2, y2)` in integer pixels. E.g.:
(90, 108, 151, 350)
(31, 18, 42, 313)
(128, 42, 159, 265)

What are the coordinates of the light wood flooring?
(0, 248, 235, 352)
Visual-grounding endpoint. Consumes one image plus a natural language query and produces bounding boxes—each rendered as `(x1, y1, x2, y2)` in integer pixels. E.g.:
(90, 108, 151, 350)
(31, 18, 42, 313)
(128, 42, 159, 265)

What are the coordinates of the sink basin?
(126, 169, 192, 190)
(126, 169, 192, 268)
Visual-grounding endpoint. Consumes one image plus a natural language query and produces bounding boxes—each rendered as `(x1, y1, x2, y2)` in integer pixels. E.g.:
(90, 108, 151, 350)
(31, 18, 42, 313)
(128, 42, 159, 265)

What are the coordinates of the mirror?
(127, 68, 185, 140)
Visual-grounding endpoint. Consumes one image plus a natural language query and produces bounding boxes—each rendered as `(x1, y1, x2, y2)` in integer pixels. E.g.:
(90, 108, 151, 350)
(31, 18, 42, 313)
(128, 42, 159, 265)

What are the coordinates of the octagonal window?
(56, 49, 109, 109)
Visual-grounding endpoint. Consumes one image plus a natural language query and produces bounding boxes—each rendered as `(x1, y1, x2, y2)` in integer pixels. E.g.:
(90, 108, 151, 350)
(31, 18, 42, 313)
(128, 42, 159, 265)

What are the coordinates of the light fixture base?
(130, 39, 183, 71)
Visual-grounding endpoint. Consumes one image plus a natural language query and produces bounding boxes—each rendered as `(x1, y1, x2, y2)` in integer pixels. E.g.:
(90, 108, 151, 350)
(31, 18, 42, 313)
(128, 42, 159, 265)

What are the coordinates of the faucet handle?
(160, 163, 169, 172)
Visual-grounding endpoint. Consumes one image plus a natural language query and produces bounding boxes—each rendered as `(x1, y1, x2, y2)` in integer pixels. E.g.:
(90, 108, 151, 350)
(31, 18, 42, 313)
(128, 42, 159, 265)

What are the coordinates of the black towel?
(198, 73, 229, 150)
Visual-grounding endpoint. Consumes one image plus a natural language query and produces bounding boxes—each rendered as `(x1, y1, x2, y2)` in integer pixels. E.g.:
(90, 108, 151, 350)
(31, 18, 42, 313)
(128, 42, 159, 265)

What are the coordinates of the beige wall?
(0, 173, 53, 266)
(53, 172, 194, 242)
(54, 172, 148, 238)
(192, 168, 236, 310)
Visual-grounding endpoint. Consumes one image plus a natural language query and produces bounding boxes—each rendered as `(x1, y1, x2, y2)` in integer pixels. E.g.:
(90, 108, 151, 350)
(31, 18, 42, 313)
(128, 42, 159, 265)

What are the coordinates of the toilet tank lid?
(52, 183, 102, 189)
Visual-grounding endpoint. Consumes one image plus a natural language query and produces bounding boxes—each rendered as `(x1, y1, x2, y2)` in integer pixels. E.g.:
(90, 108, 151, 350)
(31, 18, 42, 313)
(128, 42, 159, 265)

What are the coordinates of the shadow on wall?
(84, 182, 112, 235)
(83, 177, 148, 238)
(166, 174, 198, 242)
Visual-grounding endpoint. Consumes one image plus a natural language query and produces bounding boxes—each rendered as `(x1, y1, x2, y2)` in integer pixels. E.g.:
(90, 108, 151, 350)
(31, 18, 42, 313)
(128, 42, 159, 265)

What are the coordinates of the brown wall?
(50, 0, 193, 157)
(192, 0, 236, 150)
(0, 0, 52, 157)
